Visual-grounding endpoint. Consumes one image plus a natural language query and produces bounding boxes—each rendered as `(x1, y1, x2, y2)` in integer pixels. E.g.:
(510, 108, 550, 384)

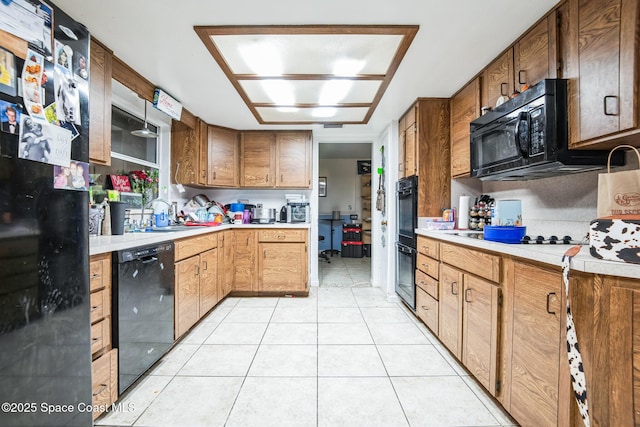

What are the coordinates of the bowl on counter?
(483, 225, 526, 244)
(420, 217, 455, 230)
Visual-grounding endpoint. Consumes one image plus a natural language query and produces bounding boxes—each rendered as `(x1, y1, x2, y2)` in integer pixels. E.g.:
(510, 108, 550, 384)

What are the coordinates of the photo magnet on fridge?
(0, 47, 17, 96)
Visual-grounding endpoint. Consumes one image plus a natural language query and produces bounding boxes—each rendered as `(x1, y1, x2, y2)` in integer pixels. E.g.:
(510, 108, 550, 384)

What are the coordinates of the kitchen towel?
(597, 145, 640, 218)
(458, 196, 470, 229)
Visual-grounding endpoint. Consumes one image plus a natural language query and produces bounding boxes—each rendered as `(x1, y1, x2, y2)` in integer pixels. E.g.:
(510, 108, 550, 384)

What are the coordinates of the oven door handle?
(514, 111, 530, 159)
(397, 245, 414, 254)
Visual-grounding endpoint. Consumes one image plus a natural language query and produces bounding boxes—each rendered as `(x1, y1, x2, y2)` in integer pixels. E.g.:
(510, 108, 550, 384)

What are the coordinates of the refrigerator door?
(0, 3, 93, 426)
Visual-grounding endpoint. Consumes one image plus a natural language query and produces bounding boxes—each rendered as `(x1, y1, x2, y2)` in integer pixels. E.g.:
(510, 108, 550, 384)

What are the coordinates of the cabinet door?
(462, 275, 500, 395)
(217, 231, 234, 298)
(510, 262, 562, 427)
(175, 256, 200, 339)
(482, 48, 513, 110)
(233, 230, 256, 291)
(398, 115, 406, 177)
(276, 131, 311, 188)
(513, 15, 555, 89)
(89, 38, 112, 165)
(259, 242, 307, 292)
(241, 131, 275, 187)
(171, 120, 200, 185)
(208, 125, 238, 187)
(199, 248, 218, 315)
(450, 78, 480, 178)
(438, 264, 463, 359)
(405, 122, 417, 177)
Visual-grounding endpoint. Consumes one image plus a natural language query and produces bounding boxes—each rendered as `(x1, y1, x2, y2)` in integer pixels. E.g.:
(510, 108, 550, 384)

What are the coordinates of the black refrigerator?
(0, 2, 93, 426)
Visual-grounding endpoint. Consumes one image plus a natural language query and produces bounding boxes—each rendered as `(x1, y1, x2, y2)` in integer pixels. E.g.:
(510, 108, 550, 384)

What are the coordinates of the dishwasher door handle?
(141, 256, 158, 264)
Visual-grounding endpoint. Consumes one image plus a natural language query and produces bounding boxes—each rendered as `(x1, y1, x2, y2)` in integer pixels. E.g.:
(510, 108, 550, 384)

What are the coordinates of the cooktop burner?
(521, 235, 580, 245)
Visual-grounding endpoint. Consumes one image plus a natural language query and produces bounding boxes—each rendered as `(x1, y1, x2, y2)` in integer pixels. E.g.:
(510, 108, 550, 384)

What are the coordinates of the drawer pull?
(91, 305, 99, 312)
(421, 305, 429, 311)
(278, 235, 286, 239)
(421, 263, 429, 269)
(90, 274, 100, 280)
(92, 384, 108, 397)
(546, 292, 557, 315)
(422, 246, 428, 253)
(91, 337, 99, 343)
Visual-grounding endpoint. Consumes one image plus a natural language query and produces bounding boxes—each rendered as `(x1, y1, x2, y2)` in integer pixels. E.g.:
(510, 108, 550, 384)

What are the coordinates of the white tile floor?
(319, 256, 371, 287)
(96, 287, 517, 427)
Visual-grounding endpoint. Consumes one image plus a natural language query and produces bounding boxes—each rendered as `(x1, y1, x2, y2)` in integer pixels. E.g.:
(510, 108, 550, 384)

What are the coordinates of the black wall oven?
(396, 175, 418, 310)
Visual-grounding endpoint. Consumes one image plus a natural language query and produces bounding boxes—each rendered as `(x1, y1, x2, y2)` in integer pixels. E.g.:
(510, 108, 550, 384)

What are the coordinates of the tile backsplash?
(451, 149, 639, 238)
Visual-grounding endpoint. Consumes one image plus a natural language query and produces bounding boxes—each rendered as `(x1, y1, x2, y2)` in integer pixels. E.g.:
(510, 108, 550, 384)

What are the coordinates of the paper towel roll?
(458, 196, 470, 229)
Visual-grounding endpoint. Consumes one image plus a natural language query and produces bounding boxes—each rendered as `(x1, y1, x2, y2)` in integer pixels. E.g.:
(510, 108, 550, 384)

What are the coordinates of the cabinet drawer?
(90, 289, 110, 324)
(440, 243, 500, 283)
(258, 229, 307, 242)
(91, 317, 110, 355)
(415, 269, 438, 299)
(175, 233, 218, 261)
(417, 235, 439, 259)
(416, 286, 438, 334)
(92, 348, 117, 420)
(89, 254, 110, 292)
(417, 253, 439, 280)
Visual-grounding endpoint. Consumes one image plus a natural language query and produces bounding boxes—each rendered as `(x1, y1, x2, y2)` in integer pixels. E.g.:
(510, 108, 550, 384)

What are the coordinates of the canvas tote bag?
(597, 145, 640, 218)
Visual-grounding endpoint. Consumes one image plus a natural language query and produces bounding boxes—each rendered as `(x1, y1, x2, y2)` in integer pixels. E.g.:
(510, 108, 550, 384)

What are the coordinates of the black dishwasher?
(113, 241, 175, 394)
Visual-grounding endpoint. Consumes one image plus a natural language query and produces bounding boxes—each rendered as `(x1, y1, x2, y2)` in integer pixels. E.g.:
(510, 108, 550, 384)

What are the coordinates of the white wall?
(318, 159, 361, 216)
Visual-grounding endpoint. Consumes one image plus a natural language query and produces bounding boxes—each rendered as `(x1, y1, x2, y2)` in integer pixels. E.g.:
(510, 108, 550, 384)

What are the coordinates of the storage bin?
(342, 224, 362, 241)
(341, 241, 364, 258)
(363, 243, 371, 257)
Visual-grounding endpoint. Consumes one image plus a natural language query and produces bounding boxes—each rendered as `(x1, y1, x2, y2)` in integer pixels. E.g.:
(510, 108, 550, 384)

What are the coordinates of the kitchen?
(1, 0, 640, 426)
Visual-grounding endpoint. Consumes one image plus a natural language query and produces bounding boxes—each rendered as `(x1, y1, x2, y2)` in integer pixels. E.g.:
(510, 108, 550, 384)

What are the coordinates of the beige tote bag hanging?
(596, 145, 640, 218)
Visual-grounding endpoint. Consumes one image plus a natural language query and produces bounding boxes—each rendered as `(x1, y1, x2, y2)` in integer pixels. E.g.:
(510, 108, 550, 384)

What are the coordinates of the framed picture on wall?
(319, 177, 327, 197)
(357, 160, 371, 174)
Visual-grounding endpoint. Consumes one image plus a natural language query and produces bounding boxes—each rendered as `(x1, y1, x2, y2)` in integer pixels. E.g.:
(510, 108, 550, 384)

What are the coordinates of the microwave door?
(471, 116, 523, 175)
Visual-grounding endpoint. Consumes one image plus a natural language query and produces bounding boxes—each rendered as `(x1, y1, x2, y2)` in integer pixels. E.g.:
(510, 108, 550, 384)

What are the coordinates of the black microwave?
(469, 79, 624, 180)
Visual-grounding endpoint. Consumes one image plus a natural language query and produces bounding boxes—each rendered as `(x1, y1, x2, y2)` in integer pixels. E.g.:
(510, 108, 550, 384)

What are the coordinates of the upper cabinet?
(513, 13, 558, 90)
(241, 131, 276, 187)
(561, 0, 640, 149)
(450, 78, 480, 178)
(89, 38, 113, 165)
(241, 130, 312, 189)
(482, 49, 514, 111)
(206, 125, 239, 187)
(276, 131, 312, 188)
(171, 119, 203, 186)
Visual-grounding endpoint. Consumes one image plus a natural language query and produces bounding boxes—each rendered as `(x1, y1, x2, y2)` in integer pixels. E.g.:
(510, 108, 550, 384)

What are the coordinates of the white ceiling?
(54, 0, 559, 142)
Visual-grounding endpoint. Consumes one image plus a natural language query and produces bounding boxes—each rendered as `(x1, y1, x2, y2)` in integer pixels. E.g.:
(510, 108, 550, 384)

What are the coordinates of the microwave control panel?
(529, 106, 545, 156)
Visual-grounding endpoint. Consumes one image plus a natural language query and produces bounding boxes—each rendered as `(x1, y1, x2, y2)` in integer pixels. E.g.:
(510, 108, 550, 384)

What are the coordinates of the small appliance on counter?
(282, 194, 310, 223)
(252, 204, 276, 224)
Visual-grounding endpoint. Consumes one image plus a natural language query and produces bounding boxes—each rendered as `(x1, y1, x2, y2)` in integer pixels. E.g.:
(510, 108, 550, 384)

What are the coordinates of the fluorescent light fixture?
(277, 107, 299, 113)
(238, 41, 283, 75)
(261, 80, 295, 105)
(332, 59, 365, 76)
(319, 80, 353, 105)
(312, 107, 337, 118)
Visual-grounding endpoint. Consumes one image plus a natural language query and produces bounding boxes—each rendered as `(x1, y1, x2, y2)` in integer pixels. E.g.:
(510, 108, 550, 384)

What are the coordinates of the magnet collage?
(0, 0, 89, 192)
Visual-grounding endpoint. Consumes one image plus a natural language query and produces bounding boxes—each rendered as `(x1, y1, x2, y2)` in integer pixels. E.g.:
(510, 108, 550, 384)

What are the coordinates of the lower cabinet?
(233, 229, 257, 292)
(438, 260, 501, 395)
(217, 230, 234, 299)
(91, 348, 118, 420)
(257, 229, 308, 293)
(174, 234, 219, 339)
(505, 260, 568, 427)
(415, 285, 438, 333)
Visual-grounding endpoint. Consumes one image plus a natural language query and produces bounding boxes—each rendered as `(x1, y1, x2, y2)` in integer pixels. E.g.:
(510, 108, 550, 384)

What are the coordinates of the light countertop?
(415, 228, 640, 280)
(90, 223, 311, 255)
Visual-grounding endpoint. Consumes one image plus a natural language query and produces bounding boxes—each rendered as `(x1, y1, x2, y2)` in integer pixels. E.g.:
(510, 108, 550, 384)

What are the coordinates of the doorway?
(317, 142, 372, 287)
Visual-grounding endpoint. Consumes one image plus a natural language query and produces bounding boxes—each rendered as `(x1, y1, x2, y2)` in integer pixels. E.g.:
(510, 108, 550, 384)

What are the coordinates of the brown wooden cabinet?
(415, 236, 440, 334)
(513, 14, 558, 90)
(504, 260, 568, 427)
(171, 120, 201, 186)
(450, 79, 480, 178)
(482, 49, 514, 111)
(276, 131, 312, 188)
(233, 229, 257, 291)
(241, 131, 275, 187)
(89, 253, 117, 419)
(89, 38, 113, 165)
(398, 104, 417, 178)
(174, 234, 219, 339)
(562, 0, 640, 149)
(257, 229, 308, 293)
(438, 244, 501, 395)
(217, 230, 234, 299)
(206, 125, 239, 187)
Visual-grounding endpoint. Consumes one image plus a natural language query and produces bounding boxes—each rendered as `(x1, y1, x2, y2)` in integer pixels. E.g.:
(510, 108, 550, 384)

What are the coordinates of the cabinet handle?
(421, 263, 429, 270)
(465, 288, 472, 303)
(91, 337, 99, 343)
(422, 246, 429, 254)
(500, 82, 508, 96)
(451, 282, 458, 295)
(203, 261, 208, 271)
(91, 305, 99, 312)
(604, 96, 618, 116)
(213, 171, 216, 179)
(195, 265, 200, 276)
(263, 250, 266, 259)
(280, 174, 283, 182)
(278, 235, 286, 239)
(265, 174, 269, 182)
(546, 292, 557, 314)
(92, 384, 108, 397)
(202, 170, 206, 178)
(90, 273, 100, 280)
(421, 306, 429, 311)
(246, 237, 249, 245)
(518, 70, 526, 85)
